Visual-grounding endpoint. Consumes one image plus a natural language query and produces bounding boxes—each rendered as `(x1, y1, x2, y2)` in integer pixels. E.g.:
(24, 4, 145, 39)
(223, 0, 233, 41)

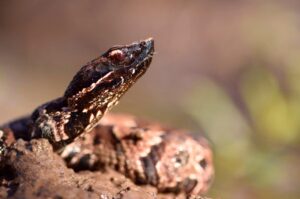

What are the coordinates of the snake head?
(64, 38, 154, 112)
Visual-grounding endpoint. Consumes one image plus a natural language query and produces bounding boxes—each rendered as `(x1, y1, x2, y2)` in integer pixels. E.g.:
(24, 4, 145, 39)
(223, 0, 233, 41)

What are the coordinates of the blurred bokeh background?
(1, 1, 300, 198)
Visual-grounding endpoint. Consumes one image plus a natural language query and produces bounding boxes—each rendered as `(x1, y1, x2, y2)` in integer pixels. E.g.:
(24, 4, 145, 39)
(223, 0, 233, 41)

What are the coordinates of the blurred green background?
(1, 1, 300, 198)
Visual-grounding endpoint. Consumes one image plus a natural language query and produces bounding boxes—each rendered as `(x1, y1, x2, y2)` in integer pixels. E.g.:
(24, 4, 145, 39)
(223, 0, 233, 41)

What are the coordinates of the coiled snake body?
(0, 38, 213, 195)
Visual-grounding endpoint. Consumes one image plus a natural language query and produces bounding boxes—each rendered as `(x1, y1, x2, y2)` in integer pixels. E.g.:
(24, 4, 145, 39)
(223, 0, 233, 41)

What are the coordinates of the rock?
(0, 139, 160, 199)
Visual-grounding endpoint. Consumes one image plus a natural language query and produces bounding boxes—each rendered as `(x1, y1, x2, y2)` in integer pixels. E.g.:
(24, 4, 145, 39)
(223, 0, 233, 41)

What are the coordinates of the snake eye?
(109, 50, 125, 62)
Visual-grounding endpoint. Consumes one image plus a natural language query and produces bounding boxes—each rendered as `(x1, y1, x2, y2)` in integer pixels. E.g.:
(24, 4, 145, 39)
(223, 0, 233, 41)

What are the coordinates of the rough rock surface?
(0, 139, 199, 199)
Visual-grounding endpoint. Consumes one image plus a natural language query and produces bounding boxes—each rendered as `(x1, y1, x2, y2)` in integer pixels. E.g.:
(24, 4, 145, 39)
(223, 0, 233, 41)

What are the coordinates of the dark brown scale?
(140, 145, 160, 185)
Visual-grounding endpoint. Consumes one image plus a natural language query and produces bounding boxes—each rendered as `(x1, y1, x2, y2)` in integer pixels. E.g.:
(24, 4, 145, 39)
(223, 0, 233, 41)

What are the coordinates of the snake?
(0, 38, 214, 195)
